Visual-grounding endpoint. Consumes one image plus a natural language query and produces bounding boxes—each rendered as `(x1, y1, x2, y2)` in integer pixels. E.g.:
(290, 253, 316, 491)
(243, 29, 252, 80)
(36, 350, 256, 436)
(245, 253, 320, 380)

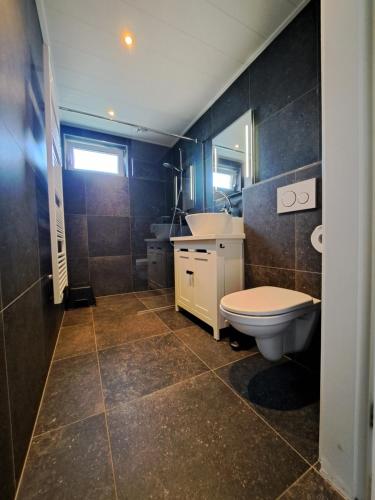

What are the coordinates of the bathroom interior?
(0, 0, 373, 499)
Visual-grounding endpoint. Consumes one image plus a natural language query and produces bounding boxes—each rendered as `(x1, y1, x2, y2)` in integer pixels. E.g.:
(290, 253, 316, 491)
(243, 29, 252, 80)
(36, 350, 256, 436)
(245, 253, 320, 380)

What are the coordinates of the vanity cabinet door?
(192, 253, 216, 321)
(175, 253, 194, 306)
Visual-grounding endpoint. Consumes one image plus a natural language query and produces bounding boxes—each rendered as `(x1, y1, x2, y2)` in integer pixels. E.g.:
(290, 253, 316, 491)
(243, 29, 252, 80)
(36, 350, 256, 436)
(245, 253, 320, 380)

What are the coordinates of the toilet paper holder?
(311, 225, 323, 253)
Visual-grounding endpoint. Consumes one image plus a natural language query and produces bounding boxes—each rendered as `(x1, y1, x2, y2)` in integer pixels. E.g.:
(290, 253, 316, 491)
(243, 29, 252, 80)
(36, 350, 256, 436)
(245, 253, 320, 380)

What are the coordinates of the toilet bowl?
(220, 286, 320, 361)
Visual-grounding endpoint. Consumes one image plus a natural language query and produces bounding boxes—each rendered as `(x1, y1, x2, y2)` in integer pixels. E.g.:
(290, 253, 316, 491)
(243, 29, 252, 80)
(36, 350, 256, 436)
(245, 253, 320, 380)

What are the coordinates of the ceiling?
(39, 0, 306, 146)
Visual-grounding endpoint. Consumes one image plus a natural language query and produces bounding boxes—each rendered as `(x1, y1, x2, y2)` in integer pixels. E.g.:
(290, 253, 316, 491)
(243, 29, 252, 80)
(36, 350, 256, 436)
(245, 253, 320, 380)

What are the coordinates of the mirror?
(211, 109, 254, 202)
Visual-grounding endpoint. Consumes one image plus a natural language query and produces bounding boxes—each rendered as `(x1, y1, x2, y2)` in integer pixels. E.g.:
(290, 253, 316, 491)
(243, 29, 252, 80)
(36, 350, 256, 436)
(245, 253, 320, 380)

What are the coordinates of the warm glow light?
(108, 109, 115, 117)
(234, 144, 240, 149)
(124, 33, 134, 46)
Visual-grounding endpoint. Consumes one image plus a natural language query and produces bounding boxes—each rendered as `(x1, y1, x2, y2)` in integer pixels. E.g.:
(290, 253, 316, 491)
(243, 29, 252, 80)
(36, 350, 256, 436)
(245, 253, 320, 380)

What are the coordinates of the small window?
(64, 136, 127, 176)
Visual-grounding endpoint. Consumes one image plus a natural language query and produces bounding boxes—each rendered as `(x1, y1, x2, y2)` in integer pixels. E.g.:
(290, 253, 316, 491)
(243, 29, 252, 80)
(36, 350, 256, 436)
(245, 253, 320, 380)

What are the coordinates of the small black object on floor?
(228, 328, 256, 351)
(64, 285, 96, 309)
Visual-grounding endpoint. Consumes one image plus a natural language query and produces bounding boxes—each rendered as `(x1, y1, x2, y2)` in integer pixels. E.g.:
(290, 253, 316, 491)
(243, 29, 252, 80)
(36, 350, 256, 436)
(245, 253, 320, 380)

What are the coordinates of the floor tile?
(94, 293, 145, 316)
(216, 354, 320, 464)
(134, 287, 174, 299)
(281, 469, 343, 499)
(18, 414, 116, 500)
(62, 307, 92, 327)
(175, 325, 257, 369)
(35, 353, 104, 435)
(107, 372, 308, 500)
(54, 324, 96, 360)
(94, 310, 170, 350)
(156, 308, 196, 331)
(99, 334, 208, 408)
(139, 293, 175, 309)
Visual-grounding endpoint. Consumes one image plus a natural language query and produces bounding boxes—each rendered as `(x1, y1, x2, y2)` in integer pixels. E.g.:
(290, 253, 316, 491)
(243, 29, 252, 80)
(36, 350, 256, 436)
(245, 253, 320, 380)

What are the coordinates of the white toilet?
(220, 286, 320, 361)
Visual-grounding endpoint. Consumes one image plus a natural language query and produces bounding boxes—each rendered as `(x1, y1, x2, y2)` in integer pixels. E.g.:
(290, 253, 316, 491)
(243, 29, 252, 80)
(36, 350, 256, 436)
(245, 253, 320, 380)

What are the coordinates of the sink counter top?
(170, 233, 245, 241)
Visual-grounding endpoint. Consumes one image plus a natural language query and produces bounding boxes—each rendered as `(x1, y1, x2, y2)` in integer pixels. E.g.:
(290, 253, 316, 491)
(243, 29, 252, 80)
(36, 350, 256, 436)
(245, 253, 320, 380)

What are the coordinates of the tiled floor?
(16, 292, 343, 499)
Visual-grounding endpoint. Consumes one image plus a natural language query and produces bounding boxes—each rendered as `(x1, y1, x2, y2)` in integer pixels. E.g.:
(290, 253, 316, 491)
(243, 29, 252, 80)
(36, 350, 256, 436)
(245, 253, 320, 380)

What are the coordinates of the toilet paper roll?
(311, 225, 323, 253)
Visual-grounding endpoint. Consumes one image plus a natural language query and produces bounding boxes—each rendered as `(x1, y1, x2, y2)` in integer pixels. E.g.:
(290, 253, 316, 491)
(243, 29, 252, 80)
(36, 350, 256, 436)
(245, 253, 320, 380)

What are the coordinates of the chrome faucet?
(216, 190, 233, 214)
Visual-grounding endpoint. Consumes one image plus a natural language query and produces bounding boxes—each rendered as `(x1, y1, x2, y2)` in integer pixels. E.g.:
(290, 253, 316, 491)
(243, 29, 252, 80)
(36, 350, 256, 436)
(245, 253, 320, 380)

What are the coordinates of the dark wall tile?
(243, 173, 296, 268)
(85, 173, 130, 217)
(245, 265, 295, 290)
(295, 271, 322, 299)
(250, 0, 319, 124)
(295, 163, 322, 273)
(130, 178, 167, 217)
(65, 214, 88, 259)
(131, 159, 167, 181)
(131, 140, 168, 163)
(67, 258, 90, 287)
(3, 282, 47, 479)
(131, 217, 154, 255)
(256, 88, 320, 182)
(87, 216, 130, 257)
(187, 110, 212, 142)
(89, 256, 133, 296)
(211, 68, 250, 137)
(0, 313, 15, 500)
(132, 255, 149, 291)
(40, 277, 64, 364)
(35, 173, 52, 277)
(63, 170, 86, 215)
(0, 129, 40, 306)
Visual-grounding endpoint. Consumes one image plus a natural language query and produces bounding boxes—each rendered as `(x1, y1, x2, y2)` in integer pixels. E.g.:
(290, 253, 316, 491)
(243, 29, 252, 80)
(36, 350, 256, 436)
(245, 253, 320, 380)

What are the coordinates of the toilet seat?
(220, 286, 314, 317)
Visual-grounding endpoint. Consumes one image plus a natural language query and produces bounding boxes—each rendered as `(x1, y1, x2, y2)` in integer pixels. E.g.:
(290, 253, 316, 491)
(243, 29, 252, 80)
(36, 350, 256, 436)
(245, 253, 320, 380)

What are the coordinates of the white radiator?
(44, 45, 68, 303)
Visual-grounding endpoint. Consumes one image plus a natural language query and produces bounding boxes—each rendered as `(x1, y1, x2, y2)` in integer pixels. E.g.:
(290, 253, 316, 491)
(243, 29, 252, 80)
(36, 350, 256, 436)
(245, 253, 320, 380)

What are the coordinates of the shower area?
(62, 121, 204, 300)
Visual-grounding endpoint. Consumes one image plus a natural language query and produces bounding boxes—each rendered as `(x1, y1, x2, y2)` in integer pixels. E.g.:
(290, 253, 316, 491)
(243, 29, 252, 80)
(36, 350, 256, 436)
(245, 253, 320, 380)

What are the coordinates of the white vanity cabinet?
(171, 235, 245, 340)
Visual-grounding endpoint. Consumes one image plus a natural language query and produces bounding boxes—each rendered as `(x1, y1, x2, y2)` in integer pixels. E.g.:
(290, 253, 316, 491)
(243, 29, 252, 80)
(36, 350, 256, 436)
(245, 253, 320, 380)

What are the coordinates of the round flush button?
(298, 192, 309, 204)
(282, 190, 296, 207)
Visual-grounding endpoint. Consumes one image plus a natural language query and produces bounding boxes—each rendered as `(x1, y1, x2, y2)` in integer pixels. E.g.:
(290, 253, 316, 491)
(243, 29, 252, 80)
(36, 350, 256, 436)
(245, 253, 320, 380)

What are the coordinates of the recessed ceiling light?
(123, 33, 134, 46)
(108, 109, 115, 117)
(234, 144, 240, 149)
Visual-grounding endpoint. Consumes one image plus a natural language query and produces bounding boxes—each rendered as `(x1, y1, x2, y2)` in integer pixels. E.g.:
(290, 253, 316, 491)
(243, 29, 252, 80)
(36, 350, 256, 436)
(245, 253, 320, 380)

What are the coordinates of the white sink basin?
(185, 213, 232, 236)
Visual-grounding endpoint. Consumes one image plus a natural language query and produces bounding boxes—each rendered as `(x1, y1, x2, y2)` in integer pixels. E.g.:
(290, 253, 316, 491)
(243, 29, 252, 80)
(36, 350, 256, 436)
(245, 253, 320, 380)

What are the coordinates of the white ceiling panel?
(40, 0, 306, 146)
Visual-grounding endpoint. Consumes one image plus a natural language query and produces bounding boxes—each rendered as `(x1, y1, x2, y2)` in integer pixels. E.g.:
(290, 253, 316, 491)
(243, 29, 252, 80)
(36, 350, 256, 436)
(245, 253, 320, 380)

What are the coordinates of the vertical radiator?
(44, 45, 68, 303)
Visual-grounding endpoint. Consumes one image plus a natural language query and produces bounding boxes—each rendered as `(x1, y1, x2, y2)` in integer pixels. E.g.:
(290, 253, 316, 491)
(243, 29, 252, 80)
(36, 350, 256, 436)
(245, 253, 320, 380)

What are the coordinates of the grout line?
(14, 305, 65, 499)
(0, 276, 45, 315)
(246, 263, 322, 275)
(136, 304, 174, 314)
(53, 347, 97, 363)
(91, 308, 119, 500)
(210, 350, 259, 371)
(32, 410, 106, 439)
(96, 330, 172, 354)
(311, 463, 347, 499)
(212, 368, 313, 468)
(275, 464, 314, 499)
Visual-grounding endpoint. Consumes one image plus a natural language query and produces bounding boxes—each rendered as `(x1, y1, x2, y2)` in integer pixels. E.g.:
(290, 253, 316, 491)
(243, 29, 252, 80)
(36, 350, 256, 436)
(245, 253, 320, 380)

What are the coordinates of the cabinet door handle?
(186, 270, 194, 275)
(195, 258, 208, 262)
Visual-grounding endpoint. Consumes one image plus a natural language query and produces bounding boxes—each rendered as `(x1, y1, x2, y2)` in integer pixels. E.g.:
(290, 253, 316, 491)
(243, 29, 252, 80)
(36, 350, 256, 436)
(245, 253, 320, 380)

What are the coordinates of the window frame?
(64, 135, 128, 176)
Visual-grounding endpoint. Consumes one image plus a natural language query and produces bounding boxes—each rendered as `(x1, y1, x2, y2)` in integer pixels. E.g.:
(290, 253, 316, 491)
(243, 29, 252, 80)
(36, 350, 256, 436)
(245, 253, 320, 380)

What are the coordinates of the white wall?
(320, 0, 373, 498)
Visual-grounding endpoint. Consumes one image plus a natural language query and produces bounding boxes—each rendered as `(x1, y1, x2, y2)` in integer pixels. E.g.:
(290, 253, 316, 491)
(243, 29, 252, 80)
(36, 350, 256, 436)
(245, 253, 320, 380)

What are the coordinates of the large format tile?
(62, 306, 92, 327)
(94, 309, 169, 350)
(295, 163, 323, 273)
(139, 293, 175, 309)
(62, 170, 86, 215)
(89, 255, 133, 296)
(156, 308, 196, 331)
(257, 88, 320, 181)
(0, 313, 15, 500)
(131, 139, 168, 164)
(65, 214, 88, 259)
(0, 146, 39, 306)
(35, 353, 103, 434)
(3, 282, 47, 479)
(130, 178, 166, 217)
(245, 264, 295, 290)
(95, 292, 144, 313)
(295, 271, 322, 300)
(175, 325, 257, 369)
(250, 0, 319, 125)
(107, 372, 308, 499)
(54, 324, 96, 360)
(130, 216, 154, 255)
(85, 172, 130, 216)
(99, 334, 207, 408)
(18, 414, 116, 500)
(67, 257, 90, 286)
(87, 215, 131, 257)
(281, 469, 343, 499)
(243, 173, 296, 268)
(216, 355, 320, 464)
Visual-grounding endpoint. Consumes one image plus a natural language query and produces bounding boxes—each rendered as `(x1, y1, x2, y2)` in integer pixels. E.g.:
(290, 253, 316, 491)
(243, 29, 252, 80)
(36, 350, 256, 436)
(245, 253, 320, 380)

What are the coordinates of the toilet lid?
(221, 286, 314, 316)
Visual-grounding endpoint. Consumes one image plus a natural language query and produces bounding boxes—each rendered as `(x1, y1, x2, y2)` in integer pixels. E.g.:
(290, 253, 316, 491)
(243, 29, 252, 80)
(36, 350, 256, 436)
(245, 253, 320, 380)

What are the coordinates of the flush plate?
(277, 178, 316, 214)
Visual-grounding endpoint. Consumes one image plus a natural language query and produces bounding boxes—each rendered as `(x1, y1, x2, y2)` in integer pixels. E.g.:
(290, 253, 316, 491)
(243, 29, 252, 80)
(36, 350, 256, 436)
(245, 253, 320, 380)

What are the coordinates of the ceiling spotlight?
(108, 109, 115, 117)
(123, 33, 134, 46)
(234, 144, 240, 149)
